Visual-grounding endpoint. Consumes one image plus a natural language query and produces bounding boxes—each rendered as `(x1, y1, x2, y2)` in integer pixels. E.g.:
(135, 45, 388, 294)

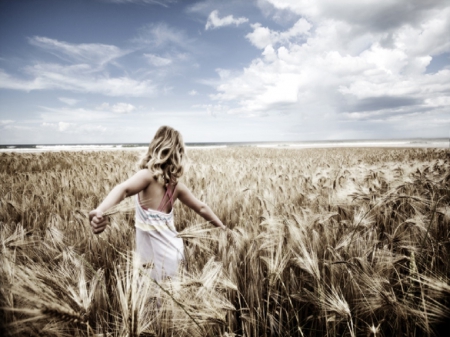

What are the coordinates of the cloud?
(79, 124, 108, 133)
(205, 10, 248, 30)
(100, 0, 176, 7)
(58, 121, 73, 132)
(246, 18, 311, 49)
(0, 63, 156, 96)
(144, 53, 172, 66)
(188, 90, 198, 96)
(134, 23, 192, 50)
(393, 9, 450, 57)
(2, 124, 32, 131)
(58, 97, 79, 105)
(97, 102, 136, 113)
(0, 69, 45, 91)
(28, 36, 129, 66)
(192, 103, 228, 116)
(262, 0, 449, 32)
(0, 120, 14, 125)
(207, 0, 450, 126)
(42, 121, 107, 133)
(40, 106, 117, 123)
(42, 122, 56, 127)
(0, 36, 157, 97)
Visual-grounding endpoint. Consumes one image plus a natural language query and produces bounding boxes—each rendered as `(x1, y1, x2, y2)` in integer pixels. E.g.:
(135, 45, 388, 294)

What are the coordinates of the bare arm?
(177, 183, 226, 230)
(89, 169, 153, 234)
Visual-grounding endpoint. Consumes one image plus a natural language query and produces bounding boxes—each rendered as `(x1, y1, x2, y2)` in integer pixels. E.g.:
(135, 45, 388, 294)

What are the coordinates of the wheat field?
(1, 147, 449, 337)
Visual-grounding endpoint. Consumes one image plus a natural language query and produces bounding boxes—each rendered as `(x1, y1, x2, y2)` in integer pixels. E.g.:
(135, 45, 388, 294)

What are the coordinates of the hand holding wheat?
(89, 210, 108, 234)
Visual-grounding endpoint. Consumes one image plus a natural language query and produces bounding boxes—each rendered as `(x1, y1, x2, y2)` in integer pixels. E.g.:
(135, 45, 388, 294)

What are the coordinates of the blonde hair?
(138, 126, 186, 183)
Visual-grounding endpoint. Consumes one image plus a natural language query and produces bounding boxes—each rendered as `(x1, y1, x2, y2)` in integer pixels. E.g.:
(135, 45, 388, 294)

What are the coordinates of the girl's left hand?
(89, 209, 108, 234)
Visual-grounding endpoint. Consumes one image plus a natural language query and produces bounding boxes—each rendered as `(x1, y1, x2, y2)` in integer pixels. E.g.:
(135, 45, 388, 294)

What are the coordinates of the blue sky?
(1, 0, 449, 144)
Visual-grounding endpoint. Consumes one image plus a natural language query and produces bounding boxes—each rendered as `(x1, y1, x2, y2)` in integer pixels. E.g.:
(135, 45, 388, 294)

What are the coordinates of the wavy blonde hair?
(138, 126, 186, 183)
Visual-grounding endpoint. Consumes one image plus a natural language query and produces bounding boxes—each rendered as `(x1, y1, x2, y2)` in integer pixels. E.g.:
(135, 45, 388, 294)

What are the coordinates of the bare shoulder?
(174, 181, 187, 197)
(134, 169, 155, 182)
(118, 169, 156, 197)
(175, 182, 188, 191)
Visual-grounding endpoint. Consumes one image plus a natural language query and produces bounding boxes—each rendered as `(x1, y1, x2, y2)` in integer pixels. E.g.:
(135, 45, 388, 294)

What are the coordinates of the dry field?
(1, 147, 450, 337)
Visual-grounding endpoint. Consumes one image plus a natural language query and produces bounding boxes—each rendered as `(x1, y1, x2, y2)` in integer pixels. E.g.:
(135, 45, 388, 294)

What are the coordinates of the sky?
(0, 0, 449, 144)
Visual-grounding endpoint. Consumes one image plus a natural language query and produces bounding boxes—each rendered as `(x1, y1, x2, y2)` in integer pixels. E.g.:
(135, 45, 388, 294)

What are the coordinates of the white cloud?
(262, 0, 448, 31)
(77, 124, 107, 133)
(205, 10, 249, 30)
(134, 23, 192, 50)
(0, 120, 14, 125)
(144, 53, 172, 66)
(28, 36, 129, 66)
(58, 121, 73, 132)
(40, 106, 115, 123)
(192, 103, 228, 116)
(58, 97, 78, 105)
(209, 0, 450, 127)
(216, 68, 231, 79)
(0, 63, 156, 96)
(393, 7, 450, 57)
(96, 103, 110, 110)
(97, 102, 136, 113)
(42, 121, 107, 133)
(188, 90, 198, 96)
(246, 18, 311, 49)
(101, 0, 176, 6)
(0, 69, 45, 91)
(3, 124, 32, 131)
(0, 37, 156, 97)
(114, 103, 136, 114)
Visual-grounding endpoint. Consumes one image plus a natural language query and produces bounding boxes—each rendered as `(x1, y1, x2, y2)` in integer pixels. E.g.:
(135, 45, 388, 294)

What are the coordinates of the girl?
(89, 125, 226, 281)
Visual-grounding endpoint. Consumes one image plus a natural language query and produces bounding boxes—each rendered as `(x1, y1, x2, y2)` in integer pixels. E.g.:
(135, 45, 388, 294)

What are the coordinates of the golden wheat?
(0, 147, 449, 336)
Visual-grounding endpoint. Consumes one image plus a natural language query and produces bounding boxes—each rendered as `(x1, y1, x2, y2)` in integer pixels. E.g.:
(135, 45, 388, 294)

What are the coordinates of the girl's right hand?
(89, 209, 108, 234)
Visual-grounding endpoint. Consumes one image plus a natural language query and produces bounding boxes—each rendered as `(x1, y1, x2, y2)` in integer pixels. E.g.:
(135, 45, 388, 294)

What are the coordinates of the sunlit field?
(1, 147, 449, 337)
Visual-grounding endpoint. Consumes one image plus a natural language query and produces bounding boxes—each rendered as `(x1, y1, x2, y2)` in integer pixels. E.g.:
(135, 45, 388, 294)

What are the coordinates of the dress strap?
(157, 183, 177, 212)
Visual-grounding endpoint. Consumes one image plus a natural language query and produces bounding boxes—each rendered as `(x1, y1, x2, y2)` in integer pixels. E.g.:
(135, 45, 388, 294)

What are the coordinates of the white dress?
(134, 185, 184, 281)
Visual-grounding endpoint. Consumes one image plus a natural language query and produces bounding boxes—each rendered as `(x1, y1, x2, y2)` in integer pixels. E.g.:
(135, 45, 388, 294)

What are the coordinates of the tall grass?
(1, 147, 449, 336)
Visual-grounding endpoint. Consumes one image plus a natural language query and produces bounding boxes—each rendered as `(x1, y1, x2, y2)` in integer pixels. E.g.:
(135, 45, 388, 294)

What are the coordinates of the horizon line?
(1, 137, 449, 146)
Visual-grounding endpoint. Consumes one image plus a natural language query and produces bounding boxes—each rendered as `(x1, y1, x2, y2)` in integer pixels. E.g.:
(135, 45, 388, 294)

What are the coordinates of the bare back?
(114, 168, 205, 216)
(138, 172, 180, 214)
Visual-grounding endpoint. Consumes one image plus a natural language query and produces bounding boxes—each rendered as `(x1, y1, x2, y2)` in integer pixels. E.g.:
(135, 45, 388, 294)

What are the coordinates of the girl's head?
(139, 126, 186, 183)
